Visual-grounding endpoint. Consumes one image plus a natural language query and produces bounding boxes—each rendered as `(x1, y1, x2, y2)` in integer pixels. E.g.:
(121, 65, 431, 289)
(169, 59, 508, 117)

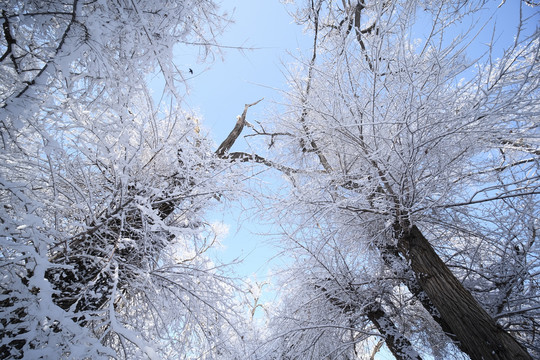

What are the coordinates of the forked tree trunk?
(316, 280, 423, 360)
(399, 225, 532, 360)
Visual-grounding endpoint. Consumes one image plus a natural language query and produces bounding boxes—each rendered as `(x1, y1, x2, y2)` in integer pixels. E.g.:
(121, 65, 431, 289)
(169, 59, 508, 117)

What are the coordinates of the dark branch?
(226, 152, 296, 175)
(1, 0, 79, 109)
(353, 2, 374, 72)
(315, 278, 423, 360)
(367, 306, 423, 360)
(1, 10, 18, 72)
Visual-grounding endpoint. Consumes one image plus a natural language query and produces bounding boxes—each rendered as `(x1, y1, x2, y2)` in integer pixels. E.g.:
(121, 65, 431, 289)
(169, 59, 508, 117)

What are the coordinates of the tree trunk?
(399, 225, 532, 360)
(379, 244, 464, 349)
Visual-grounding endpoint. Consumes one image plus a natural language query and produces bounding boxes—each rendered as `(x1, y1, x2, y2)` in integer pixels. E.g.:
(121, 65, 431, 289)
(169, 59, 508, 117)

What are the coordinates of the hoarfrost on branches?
(236, 0, 539, 359)
(1, 0, 539, 359)
(0, 0, 249, 358)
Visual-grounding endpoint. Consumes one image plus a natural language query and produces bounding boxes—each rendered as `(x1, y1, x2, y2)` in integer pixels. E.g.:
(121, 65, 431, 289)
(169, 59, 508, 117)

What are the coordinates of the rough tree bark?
(398, 225, 532, 360)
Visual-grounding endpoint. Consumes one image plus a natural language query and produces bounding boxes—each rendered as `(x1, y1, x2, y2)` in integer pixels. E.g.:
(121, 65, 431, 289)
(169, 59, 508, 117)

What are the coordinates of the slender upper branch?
(298, 3, 333, 173)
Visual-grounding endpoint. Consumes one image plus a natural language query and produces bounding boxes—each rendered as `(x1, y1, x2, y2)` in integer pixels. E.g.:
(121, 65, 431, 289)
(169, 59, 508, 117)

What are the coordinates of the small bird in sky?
(188, 68, 193, 74)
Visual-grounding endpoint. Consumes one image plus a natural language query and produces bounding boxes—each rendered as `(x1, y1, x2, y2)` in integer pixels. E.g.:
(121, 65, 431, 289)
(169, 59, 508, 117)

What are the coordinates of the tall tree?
(0, 1, 247, 358)
(229, 0, 539, 358)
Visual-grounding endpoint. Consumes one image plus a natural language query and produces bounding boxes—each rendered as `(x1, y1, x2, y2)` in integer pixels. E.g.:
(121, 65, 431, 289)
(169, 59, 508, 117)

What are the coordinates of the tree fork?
(399, 225, 532, 360)
(315, 280, 422, 360)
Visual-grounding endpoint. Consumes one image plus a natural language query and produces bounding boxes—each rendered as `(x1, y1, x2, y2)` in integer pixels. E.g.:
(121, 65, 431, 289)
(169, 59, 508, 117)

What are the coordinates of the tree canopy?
(0, 0, 538, 359)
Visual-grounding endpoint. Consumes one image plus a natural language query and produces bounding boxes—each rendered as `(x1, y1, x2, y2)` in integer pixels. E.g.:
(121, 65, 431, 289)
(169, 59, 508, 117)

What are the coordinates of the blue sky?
(174, 0, 310, 280)
(180, 0, 308, 141)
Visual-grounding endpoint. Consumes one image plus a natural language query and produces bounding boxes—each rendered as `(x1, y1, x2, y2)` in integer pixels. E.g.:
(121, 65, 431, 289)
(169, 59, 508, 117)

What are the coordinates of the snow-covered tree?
(0, 1, 247, 358)
(229, 1, 539, 359)
(2, 0, 538, 359)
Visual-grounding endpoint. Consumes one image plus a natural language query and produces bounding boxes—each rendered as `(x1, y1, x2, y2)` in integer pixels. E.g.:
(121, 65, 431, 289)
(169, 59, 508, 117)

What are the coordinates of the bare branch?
(226, 151, 296, 175)
(1, 10, 18, 72)
(215, 98, 263, 156)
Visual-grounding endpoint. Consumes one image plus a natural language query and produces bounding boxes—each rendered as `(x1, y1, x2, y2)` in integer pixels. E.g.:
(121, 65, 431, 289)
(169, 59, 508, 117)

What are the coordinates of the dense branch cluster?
(0, 0, 538, 359)
(0, 1, 247, 359)
(236, 1, 539, 359)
